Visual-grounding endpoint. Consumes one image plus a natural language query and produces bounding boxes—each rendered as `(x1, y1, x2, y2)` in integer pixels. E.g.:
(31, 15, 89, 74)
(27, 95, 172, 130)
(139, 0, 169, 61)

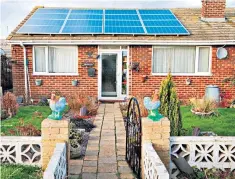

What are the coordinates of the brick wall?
(11, 45, 25, 96)
(201, 0, 226, 18)
(129, 45, 235, 100)
(11, 45, 98, 101)
(12, 45, 235, 101)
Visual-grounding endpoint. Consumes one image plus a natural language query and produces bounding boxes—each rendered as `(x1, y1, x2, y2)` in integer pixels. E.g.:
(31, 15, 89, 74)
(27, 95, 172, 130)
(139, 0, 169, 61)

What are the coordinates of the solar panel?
(17, 8, 190, 35)
(71, 9, 103, 14)
(36, 8, 69, 14)
(139, 9, 189, 35)
(104, 10, 145, 34)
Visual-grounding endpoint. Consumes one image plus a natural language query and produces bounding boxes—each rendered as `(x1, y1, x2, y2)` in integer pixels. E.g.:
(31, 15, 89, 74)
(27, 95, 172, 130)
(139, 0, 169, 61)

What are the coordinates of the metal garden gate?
(125, 97, 142, 178)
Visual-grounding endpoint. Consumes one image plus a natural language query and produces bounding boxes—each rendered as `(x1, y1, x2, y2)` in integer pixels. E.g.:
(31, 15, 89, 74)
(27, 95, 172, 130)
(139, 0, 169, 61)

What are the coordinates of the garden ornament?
(48, 92, 66, 120)
(144, 89, 163, 121)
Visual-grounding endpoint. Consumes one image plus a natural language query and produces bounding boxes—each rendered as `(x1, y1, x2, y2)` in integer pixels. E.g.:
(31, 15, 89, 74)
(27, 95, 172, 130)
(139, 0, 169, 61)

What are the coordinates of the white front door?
(98, 51, 123, 100)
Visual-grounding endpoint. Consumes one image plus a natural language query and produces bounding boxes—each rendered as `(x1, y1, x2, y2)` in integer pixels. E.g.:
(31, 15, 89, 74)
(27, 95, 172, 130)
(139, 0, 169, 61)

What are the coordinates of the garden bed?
(0, 164, 42, 179)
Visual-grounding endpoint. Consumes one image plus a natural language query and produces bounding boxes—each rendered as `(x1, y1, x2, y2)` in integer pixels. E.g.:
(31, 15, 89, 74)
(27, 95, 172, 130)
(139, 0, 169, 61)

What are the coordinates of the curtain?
(48, 47, 77, 73)
(152, 48, 173, 73)
(198, 47, 210, 72)
(35, 47, 46, 72)
(172, 47, 195, 73)
(152, 47, 196, 73)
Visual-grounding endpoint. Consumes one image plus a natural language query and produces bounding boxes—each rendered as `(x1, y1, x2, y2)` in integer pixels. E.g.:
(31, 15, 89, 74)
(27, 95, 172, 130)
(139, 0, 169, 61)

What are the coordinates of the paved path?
(69, 103, 134, 179)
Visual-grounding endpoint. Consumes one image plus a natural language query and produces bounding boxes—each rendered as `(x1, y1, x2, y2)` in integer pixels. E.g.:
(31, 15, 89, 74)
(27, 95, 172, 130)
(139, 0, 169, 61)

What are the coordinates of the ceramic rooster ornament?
(48, 92, 66, 120)
(144, 89, 163, 121)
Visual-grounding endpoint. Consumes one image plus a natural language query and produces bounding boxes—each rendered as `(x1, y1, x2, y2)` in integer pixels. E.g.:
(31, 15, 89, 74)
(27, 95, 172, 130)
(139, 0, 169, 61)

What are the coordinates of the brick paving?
(69, 103, 134, 179)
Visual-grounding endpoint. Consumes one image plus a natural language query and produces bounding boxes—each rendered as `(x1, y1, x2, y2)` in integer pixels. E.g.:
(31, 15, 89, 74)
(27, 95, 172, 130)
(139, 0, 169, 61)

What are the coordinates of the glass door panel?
(101, 54, 117, 97)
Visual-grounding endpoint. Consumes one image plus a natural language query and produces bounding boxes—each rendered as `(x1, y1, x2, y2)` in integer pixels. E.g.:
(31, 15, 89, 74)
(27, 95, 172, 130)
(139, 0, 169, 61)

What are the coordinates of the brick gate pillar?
(41, 118, 69, 170)
(141, 117, 171, 177)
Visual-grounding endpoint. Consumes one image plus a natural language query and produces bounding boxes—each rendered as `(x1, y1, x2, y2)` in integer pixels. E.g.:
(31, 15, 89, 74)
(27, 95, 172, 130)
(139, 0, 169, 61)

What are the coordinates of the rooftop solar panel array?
(17, 8, 190, 35)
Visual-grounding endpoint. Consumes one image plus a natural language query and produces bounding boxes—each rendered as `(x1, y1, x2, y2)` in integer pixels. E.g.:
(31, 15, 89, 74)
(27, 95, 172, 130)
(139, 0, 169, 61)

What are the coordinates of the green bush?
(159, 73, 182, 136)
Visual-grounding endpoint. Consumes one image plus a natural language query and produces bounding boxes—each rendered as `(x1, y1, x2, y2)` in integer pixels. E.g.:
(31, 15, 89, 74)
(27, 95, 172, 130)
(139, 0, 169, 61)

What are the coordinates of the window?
(33, 46, 78, 75)
(152, 46, 211, 75)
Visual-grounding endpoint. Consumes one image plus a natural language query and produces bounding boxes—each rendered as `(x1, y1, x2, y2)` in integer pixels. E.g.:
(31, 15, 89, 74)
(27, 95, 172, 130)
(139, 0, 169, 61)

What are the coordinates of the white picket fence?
(0, 136, 42, 166)
(170, 136, 235, 178)
(143, 143, 169, 179)
(43, 143, 67, 179)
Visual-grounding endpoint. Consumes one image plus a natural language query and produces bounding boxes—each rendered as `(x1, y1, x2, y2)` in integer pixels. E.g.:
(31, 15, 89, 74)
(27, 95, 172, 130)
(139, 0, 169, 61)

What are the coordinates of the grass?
(181, 106, 235, 136)
(1, 106, 51, 135)
(0, 164, 42, 179)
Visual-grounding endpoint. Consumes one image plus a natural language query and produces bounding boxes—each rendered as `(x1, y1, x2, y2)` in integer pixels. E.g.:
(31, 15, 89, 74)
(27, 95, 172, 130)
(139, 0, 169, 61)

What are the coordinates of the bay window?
(152, 46, 211, 75)
(33, 46, 78, 75)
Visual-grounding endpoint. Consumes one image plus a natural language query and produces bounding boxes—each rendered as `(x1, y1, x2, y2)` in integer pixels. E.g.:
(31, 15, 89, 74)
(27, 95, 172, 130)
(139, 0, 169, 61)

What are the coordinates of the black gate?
(126, 97, 142, 178)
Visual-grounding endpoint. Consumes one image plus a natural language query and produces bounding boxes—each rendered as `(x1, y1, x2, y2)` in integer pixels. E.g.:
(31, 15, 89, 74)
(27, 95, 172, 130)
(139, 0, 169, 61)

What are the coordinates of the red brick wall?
(129, 45, 235, 100)
(12, 45, 235, 101)
(11, 45, 98, 100)
(201, 0, 226, 18)
(11, 45, 25, 96)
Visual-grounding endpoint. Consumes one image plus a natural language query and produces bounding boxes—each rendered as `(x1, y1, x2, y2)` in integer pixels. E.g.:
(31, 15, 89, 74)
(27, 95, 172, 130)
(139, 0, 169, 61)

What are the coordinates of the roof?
(6, 6, 235, 42)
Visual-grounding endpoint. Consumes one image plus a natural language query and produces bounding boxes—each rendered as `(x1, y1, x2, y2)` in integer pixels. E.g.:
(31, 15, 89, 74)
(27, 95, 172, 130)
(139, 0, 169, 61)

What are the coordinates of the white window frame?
(151, 46, 212, 76)
(33, 46, 78, 76)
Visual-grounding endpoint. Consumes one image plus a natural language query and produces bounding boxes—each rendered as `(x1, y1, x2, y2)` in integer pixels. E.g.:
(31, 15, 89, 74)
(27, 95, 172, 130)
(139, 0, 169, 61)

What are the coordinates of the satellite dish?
(217, 47, 228, 59)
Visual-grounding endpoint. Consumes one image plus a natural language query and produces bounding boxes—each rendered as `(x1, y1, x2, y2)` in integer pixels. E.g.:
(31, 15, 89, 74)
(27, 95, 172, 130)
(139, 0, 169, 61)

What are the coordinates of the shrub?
(67, 93, 98, 115)
(136, 96, 148, 118)
(159, 73, 182, 136)
(190, 97, 217, 113)
(2, 92, 19, 118)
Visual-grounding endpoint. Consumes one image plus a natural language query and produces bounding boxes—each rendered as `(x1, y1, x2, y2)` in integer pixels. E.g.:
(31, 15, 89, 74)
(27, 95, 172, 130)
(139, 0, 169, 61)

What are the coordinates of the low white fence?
(44, 143, 67, 179)
(143, 143, 169, 179)
(0, 136, 41, 166)
(170, 136, 235, 178)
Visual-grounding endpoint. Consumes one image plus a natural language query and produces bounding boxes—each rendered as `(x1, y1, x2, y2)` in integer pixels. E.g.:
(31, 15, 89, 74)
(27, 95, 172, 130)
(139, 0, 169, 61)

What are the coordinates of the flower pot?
(35, 79, 42, 86)
(191, 109, 214, 116)
(72, 80, 78, 86)
(141, 75, 147, 83)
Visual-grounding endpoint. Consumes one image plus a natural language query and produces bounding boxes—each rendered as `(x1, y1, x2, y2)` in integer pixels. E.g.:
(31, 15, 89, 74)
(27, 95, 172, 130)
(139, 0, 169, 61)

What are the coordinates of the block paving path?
(69, 103, 135, 179)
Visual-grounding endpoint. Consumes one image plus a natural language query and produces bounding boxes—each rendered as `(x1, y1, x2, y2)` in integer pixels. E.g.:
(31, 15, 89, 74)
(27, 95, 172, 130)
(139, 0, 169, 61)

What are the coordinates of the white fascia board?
(8, 39, 235, 45)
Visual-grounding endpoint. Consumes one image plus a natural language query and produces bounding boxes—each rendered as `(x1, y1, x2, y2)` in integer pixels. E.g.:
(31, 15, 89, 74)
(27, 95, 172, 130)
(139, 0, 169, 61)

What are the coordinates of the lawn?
(181, 106, 235, 136)
(0, 164, 42, 179)
(1, 106, 51, 135)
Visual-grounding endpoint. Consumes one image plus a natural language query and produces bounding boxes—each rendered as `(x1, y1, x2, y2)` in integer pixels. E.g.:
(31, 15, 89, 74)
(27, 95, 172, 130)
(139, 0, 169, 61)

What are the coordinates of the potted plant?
(35, 79, 42, 86)
(190, 97, 217, 116)
(72, 79, 78, 86)
(69, 123, 83, 159)
(141, 75, 148, 83)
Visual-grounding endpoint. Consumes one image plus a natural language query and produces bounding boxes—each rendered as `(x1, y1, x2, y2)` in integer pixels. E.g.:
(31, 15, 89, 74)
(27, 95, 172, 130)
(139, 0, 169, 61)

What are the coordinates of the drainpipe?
(20, 42, 28, 103)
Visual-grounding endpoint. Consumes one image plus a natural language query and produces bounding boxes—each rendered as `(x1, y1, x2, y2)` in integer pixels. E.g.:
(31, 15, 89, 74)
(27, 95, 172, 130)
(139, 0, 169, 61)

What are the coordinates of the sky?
(1, 0, 235, 39)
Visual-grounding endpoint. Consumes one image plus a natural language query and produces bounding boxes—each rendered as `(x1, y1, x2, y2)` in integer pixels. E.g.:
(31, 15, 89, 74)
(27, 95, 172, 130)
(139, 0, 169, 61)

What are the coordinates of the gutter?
(8, 40, 235, 45)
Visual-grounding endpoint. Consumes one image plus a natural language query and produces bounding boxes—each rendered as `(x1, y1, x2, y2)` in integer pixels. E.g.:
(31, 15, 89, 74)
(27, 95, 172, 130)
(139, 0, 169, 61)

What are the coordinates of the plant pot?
(72, 80, 78, 86)
(191, 109, 214, 116)
(141, 75, 147, 83)
(35, 79, 42, 86)
(70, 139, 81, 159)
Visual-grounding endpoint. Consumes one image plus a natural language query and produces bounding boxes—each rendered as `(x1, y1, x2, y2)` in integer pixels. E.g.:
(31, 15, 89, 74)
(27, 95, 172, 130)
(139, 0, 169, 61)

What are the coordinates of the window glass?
(35, 47, 46, 72)
(152, 48, 173, 73)
(48, 47, 77, 73)
(172, 47, 195, 73)
(198, 47, 210, 72)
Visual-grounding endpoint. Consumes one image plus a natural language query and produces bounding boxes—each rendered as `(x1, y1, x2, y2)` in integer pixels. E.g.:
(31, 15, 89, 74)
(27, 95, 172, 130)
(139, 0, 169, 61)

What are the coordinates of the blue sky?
(1, 0, 235, 38)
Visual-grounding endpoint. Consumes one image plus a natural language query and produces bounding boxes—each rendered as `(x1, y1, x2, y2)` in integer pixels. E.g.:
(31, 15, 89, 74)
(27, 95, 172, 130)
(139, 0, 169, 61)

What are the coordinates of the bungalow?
(7, 0, 235, 102)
